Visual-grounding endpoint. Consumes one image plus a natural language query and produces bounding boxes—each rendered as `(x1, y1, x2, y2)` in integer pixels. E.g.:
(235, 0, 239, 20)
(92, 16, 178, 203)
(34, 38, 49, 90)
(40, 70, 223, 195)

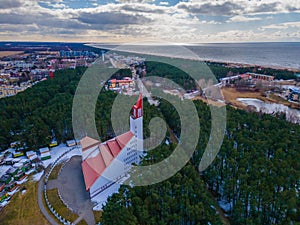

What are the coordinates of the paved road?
(37, 170, 59, 225)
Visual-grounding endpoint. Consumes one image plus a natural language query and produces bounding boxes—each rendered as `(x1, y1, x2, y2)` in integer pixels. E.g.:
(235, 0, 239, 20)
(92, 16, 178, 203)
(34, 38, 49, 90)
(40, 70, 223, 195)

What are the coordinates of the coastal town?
(0, 50, 98, 98)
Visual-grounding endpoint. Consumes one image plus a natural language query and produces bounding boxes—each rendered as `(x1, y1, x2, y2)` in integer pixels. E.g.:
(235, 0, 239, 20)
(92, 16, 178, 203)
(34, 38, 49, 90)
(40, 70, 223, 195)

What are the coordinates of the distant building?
(6, 167, 18, 177)
(220, 75, 241, 86)
(26, 151, 38, 161)
(286, 88, 300, 102)
(244, 72, 274, 81)
(12, 150, 24, 158)
(81, 94, 143, 209)
(66, 140, 76, 147)
(39, 147, 51, 161)
(49, 140, 58, 148)
(220, 72, 274, 87)
(106, 77, 134, 91)
(0, 175, 11, 185)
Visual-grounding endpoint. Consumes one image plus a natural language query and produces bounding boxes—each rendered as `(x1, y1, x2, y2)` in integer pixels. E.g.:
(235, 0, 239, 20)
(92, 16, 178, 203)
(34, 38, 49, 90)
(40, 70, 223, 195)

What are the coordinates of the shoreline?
(87, 44, 300, 72)
(203, 59, 300, 73)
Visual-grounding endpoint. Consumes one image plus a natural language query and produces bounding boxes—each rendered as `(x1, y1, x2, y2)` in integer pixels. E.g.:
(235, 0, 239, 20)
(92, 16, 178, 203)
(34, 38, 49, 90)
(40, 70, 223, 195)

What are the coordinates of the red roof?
(132, 93, 143, 118)
(107, 140, 121, 157)
(116, 132, 134, 149)
(81, 131, 134, 191)
(135, 93, 142, 109)
(100, 145, 113, 166)
(80, 136, 100, 152)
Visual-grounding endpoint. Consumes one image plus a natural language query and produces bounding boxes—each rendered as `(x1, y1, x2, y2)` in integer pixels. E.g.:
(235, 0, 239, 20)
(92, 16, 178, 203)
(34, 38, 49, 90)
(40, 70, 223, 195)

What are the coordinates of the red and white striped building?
(81, 94, 143, 209)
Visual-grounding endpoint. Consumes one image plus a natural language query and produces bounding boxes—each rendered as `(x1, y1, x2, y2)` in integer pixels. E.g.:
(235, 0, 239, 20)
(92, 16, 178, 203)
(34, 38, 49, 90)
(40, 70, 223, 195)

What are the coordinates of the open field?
(221, 87, 268, 109)
(221, 87, 300, 110)
(48, 163, 63, 180)
(269, 93, 300, 109)
(0, 180, 49, 225)
(94, 210, 103, 224)
(0, 51, 24, 57)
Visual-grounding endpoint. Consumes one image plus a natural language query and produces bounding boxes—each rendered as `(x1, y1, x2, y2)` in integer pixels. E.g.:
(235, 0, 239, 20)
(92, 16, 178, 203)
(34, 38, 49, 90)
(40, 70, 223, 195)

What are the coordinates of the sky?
(0, 0, 300, 43)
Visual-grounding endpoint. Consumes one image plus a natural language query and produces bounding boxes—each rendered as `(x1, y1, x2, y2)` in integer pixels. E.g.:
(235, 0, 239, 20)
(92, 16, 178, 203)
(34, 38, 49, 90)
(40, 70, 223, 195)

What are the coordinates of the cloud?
(177, 2, 242, 16)
(120, 4, 165, 14)
(200, 20, 221, 25)
(77, 11, 151, 25)
(159, 2, 169, 6)
(227, 15, 262, 23)
(116, 0, 155, 3)
(176, 1, 300, 16)
(0, 13, 36, 25)
(0, 0, 22, 9)
(0, 0, 300, 42)
(261, 21, 300, 30)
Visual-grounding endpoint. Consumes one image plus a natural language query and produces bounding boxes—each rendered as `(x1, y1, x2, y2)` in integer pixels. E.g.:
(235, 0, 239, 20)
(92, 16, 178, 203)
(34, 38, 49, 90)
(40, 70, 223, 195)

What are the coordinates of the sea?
(91, 42, 300, 70)
(186, 42, 300, 70)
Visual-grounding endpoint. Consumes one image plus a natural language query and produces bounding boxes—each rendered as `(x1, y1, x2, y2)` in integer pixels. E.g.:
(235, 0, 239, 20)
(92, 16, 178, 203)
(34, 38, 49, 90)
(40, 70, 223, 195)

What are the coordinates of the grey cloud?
(177, 1, 298, 16)
(121, 5, 165, 14)
(0, 9, 150, 33)
(177, 2, 243, 16)
(285, 5, 300, 12)
(0, 13, 35, 24)
(0, 0, 22, 9)
(250, 3, 279, 14)
(77, 12, 151, 25)
(0, 24, 39, 32)
(0, 12, 88, 30)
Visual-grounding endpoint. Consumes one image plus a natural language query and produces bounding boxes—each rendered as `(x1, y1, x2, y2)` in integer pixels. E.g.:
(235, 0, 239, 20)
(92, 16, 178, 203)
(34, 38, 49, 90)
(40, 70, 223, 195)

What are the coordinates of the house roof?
(39, 147, 50, 153)
(81, 131, 134, 191)
(80, 136, 100, 151)
(99, 145, 113, 166)
(132, 93, 143, 119)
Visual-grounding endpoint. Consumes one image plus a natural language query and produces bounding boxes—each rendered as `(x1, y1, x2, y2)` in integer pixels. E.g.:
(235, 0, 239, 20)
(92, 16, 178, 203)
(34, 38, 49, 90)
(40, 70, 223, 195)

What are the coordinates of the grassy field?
(269, 93, 300, 109)
(94, 210, 103, 224)
(48, 163, 63, 180)
(0, 51, 23, 57)
(0, 180, 49, 225)
(46, 188, 79, 223)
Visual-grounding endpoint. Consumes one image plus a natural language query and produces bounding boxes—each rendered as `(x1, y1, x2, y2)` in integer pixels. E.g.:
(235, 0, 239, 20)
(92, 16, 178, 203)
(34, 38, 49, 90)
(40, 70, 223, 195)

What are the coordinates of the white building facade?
(81, 94, 143, 209)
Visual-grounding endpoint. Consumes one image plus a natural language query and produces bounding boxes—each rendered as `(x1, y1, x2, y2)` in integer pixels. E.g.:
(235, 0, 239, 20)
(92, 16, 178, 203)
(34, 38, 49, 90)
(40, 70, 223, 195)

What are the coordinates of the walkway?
(37, 169, 59, 225)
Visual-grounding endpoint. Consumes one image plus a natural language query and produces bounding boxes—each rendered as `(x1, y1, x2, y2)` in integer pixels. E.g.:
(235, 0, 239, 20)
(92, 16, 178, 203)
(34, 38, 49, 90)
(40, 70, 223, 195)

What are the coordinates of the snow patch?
(41, 144, 81, 168)
(0, 165, 11, 177)
(8, 187, 19, 196)
(218, 200, 232, 213)
(32, 171, 44, 181)
(16, 177, 28, 185)
(0, 200, 9, 207)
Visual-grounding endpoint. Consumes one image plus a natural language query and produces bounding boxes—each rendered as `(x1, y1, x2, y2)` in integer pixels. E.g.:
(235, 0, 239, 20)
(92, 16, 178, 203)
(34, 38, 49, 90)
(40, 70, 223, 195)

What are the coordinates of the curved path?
(37, 169, 59, 225)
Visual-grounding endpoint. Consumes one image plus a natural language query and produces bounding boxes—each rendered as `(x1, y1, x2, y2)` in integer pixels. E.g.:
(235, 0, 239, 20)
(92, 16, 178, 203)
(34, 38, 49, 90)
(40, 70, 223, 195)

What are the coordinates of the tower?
(130, 93, 143, 160)
(101, 50, 105, 62)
